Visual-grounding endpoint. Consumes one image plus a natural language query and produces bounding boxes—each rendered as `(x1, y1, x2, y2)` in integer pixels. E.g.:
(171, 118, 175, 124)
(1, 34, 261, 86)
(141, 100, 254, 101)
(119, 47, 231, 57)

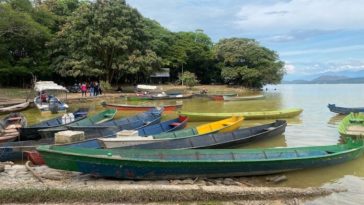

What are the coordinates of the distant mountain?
(284, 70, 364, 81)
(283, 75, 364, 84)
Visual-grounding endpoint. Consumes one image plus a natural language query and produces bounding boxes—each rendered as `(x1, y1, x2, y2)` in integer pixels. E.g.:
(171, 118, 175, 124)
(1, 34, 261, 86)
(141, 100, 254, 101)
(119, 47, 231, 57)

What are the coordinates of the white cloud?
(235, 0, 364, 32)
(280, 44, 364, 57)
(284, 63, 295, 73)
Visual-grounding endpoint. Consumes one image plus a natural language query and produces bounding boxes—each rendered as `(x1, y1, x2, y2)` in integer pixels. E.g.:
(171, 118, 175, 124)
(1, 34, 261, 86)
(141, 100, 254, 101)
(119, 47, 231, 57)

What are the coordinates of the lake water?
(2, 84, 364, 204)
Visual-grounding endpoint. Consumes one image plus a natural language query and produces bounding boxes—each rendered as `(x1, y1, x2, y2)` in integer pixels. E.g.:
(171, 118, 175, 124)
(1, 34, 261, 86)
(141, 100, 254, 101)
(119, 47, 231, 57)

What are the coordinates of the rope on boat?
(25, 161, 44, 183)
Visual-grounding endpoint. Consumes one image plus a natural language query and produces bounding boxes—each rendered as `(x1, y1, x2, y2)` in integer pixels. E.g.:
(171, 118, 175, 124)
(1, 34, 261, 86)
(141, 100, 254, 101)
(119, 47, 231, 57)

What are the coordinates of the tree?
(177, 71, 199, 88)
(214, 38, 285, 88)
(166, 31, 215, 83)
(0, 1, 52, 86)
(49, 0, 161, 83)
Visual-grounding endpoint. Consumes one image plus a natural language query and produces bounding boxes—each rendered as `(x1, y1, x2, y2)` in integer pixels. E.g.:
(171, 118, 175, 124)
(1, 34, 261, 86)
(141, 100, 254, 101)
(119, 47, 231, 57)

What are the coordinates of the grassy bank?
(0, 187, 337, 204)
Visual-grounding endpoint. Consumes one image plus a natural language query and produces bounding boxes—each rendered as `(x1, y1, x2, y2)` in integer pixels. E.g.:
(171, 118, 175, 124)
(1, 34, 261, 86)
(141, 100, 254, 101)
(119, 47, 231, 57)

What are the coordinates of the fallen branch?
(25, 161, 44, 183)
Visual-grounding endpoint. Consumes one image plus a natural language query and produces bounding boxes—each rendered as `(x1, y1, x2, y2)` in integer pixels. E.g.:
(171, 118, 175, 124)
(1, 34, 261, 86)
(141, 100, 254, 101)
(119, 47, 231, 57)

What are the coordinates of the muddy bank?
(0, 163, 344, 204)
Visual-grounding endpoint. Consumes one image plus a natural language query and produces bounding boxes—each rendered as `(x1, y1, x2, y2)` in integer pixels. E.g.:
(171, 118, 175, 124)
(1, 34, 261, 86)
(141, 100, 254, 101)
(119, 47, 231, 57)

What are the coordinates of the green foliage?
(0, 0, 285, 88)
(99, 80, 112, 91)
(177, 71, 199, 88)
(215, 38, 285, 88)
(50, 0, 161, 83)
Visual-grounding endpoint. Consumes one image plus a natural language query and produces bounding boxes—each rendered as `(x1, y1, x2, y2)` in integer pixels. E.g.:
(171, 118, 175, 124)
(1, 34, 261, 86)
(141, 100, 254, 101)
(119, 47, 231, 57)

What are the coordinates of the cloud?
(280, 44, 364, 57)
(235, 0, 364, 32)
(284, 63, 295, 73)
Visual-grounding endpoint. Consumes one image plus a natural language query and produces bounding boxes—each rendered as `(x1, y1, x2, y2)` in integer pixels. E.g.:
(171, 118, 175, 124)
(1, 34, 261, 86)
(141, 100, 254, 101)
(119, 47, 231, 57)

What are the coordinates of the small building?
(150, 68, 170, 84)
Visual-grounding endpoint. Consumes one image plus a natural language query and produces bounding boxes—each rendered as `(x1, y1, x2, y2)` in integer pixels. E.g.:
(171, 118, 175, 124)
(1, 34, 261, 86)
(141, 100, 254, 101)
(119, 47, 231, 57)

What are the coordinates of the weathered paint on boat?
(328, 104, 364, 115)
(99, 116, 244, 147)
(338, 113, 364, 138)
(101, 120, 286, 149)
(102, 102, 183, 111)
(0, 109, 161, 161)
(38, 109, 117, 138)
(179, 108, 303, 121)
(37, 139, 364, 179)
(19, 108, 89, 141)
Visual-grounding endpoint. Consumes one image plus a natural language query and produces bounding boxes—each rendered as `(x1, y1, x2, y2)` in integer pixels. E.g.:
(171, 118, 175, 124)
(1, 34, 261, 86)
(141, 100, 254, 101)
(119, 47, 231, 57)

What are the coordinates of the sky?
(126, 0, 364, 80)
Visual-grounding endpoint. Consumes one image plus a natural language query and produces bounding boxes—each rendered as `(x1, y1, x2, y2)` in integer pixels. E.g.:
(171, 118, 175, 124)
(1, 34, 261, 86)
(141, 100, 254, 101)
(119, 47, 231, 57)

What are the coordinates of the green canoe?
(38, 109, 117, 138)
(338, 112, 364, 138)
(37, 138, 364, 180)
(179, 108, 303, 121)
(68, 109, 117, 126)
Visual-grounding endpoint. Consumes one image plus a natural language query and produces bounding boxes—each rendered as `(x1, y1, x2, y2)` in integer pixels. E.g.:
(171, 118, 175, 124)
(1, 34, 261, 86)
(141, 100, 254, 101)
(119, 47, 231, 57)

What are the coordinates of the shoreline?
(0, 163, 343, 204)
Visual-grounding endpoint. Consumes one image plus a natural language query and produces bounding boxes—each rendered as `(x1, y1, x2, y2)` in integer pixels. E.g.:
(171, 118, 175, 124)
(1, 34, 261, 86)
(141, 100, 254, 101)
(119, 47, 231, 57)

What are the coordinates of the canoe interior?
(37, 109, 117, 138)
(112, 120, 286, 149)
(338, 112, 364, 137)
(19, 108, 89, 141)
(0, 113, 27, 143)
(39, 138, 364, 162)
(153, 116, 243, 140)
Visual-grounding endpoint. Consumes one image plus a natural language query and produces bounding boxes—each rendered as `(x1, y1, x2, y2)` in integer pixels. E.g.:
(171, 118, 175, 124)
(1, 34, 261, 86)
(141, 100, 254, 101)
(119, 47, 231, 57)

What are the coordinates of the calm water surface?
(2, 84, 364, 203)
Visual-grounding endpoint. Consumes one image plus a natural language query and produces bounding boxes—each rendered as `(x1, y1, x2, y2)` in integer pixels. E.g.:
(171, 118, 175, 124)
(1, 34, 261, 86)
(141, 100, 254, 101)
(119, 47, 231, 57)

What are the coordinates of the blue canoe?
(0, 108, 163, 162)
(328, 104, 364, 115)
(19, 108, 89, 141)
(65, 115, 188, 148)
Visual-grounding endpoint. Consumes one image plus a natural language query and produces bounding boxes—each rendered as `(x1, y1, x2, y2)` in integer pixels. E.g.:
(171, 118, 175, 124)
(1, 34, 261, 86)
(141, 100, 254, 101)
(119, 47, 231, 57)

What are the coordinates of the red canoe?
(102, 102, 183, 111)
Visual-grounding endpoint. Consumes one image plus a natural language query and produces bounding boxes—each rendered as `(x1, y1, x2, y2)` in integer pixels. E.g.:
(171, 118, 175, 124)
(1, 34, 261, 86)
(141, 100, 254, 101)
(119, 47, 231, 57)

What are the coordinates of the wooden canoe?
(99, 116, 244, 148)
(0, 102, 30, 114)
(179, 108, 303, 121)
(328, 104, 364, 115)
(102, 102, 183, 111)
(0, 109, 162, 162)
(101, 120, 286, 149)
(37, 109, 117, 139)
(223, 95, 265, 101)
(0, 113, 27, 143)
(37, 138, 364, 179)
(150, 94, 193, 100)
(338, 112, 364, 138)
(19, 108, 89, 141)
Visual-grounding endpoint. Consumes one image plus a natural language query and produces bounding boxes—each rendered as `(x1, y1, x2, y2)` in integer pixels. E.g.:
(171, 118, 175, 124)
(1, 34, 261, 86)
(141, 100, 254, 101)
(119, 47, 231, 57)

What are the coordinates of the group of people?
(80, 81, 102, 97)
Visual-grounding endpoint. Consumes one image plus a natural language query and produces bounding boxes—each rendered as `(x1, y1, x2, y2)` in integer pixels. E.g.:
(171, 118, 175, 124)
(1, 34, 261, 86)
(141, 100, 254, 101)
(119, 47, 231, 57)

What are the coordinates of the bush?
(100, 80, 112, 91)
(177, 71, 199, 88)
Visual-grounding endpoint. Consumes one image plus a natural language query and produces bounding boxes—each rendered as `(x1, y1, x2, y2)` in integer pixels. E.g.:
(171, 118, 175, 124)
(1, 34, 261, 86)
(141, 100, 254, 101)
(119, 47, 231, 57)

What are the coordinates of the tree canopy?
(0, 0, 285, 88)
(215, 38, 285, 88)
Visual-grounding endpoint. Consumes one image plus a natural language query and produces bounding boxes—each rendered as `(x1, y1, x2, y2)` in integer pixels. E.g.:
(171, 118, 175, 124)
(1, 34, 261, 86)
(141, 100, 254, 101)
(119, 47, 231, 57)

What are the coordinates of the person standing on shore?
(94, 81, 99, 96)
(89, 81, 94, 96)
(81, 83, 87, 97)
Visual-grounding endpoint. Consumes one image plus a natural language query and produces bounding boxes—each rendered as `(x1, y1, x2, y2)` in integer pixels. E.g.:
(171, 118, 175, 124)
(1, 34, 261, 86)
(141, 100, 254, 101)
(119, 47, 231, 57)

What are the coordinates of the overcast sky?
(127, 0, 364, 80)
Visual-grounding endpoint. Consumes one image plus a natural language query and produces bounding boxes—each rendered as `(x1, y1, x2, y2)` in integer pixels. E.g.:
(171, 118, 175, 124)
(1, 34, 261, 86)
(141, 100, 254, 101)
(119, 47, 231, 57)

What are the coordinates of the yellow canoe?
(179, 108, 303, 121)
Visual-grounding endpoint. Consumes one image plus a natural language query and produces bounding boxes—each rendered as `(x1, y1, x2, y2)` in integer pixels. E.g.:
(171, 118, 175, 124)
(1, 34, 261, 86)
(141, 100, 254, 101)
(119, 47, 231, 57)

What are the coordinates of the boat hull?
(103, 103, 182, 111)
(0, 102, 30, 114)
(37, 140, 364, 179)
(223, 95, 265, 101)
(328, 104, 364, 115)
(179, 108, 303, 121)
(102, 120, 286, 149)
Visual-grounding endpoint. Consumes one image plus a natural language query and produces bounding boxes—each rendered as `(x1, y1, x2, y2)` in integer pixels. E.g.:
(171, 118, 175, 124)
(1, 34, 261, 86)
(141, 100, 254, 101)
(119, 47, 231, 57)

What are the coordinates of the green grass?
(0, 88, 33, 99)
(0, 187, 333, 203)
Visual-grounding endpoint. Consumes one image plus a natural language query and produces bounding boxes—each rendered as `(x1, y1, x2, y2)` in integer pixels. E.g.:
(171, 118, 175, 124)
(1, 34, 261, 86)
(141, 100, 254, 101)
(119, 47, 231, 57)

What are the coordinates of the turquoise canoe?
(37, 138, 364, 180)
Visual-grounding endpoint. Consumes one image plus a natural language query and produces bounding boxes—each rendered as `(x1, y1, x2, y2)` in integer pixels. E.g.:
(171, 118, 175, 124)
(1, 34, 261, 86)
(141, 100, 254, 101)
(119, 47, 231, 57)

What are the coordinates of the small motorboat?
(33, 81, 69, 113)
